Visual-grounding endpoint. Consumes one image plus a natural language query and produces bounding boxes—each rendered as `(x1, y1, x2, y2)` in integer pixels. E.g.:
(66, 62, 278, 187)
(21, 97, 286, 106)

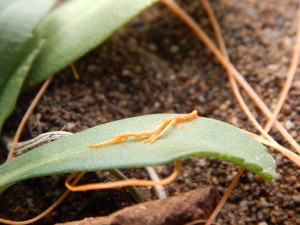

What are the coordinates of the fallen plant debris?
(56, 186, 219, 225)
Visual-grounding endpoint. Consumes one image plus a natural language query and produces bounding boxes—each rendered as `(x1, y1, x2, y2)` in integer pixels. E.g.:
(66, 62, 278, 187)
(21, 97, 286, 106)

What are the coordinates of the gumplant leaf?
(0, 114, 276, 190)
(0, 39, 45, 134)
(0, 0, 54, 90)
(0, 0, 158, 134)
(27, 0, 159, 86)
(0, 0, 55, 133)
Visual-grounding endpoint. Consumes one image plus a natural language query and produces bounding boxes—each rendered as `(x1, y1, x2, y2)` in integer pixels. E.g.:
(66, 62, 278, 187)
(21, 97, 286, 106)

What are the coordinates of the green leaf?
(0, 39, 45, 134)
(0, 114, 276, 190)
(0, 0, 158, 134)
(0, 0, 55, 91)
(0, 0, 55, 133)
(27, 0, 159, 85)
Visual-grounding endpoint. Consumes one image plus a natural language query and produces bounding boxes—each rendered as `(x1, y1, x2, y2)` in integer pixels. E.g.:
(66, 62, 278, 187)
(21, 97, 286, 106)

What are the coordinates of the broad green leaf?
(0, 0, 55, 91)
(0, 39, 45, 134)
(27, 0, 159, 85)
(0, 114, 276, 191)
(0, 0, 158, 134)
(0, 0, 55, 133)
